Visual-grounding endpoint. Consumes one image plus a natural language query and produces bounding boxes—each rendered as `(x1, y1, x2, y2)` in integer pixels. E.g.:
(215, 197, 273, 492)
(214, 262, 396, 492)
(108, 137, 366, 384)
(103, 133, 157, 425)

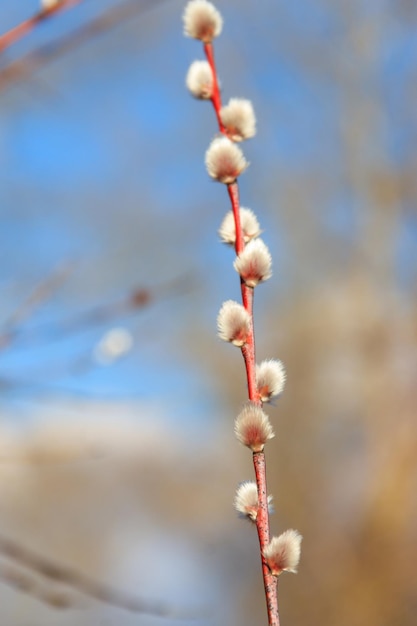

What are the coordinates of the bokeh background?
(1, 1, 417, 625)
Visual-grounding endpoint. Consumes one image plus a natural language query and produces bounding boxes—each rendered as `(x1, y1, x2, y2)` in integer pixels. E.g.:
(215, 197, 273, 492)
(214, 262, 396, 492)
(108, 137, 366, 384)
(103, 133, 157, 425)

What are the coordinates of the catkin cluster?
(183, 0, 301, 595)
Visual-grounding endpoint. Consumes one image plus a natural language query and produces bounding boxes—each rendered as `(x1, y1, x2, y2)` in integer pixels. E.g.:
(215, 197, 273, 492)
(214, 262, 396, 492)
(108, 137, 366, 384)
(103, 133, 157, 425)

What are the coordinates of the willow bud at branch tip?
(186, 60, 214, 99)
(256, 359, 286, 402)
(234, 238, 272, 287)
(217, 300, 251, 346)
(220, 98, 257, 142)
(234, 402, 274, 452)
(219, 208, 261, 245)
(234, 481, 274, 522)
(41, 0, 61, 9)
(263, 530, 302, 576)
(205, 137, 248, 184)
(183, 0, 223, 43)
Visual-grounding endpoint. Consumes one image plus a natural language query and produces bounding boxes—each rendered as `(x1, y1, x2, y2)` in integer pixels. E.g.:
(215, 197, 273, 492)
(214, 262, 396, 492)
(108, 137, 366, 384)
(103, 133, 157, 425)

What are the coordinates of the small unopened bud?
(234, 402, 274, 452)
(220, 98, 256, 142)
(233, 239, 272, 287)
(186, 60, 213, 99)
(218, 208, 261, 245)
(205, 136, 248, 184)
(234, 481, 273, 522)
(263, 530, 302, 576)
(256, 359, 286, 402)
(217, 300, 251, 346)
(183, 0, 223, 43)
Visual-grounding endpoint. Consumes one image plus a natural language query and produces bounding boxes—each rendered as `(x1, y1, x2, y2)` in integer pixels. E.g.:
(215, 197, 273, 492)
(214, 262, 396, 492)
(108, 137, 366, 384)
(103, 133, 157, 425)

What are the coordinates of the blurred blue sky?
(1, 0, 416, 424)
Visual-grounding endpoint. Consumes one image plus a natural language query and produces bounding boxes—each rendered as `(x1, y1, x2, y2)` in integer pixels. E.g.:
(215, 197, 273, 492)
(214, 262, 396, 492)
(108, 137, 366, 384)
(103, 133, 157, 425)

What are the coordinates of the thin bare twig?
(0, 0, 170, 94)
(0, 534, 199, 618)
(7, 273, 194, 349)
(0, 262, 73, 351)
(0, 0, 85, 54)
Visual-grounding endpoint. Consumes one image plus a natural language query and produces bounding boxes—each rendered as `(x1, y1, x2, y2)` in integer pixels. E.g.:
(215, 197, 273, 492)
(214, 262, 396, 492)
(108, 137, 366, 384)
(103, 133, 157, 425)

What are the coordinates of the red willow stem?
(203, 42, 225, 133)
(227, 182, 244, 254)
(0, 16, 44, 52)
(254, 451, 280, 626)
(227, 182, 259, 404)
(204, 42, 279, 625)
(0, 0, 83, 53)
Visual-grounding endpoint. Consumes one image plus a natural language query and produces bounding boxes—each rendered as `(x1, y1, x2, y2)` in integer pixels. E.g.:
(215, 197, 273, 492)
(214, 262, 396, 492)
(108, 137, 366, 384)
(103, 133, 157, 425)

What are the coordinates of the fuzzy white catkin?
(183, 0, 223, 42)
(256, 359, 286, 401)
(218, 208, 261, 245)
(234, 402, 275, 452)
(94, 328, 133, 365)
(220, 98, 257, 142)
(234, 481, 273, 521)
(186, 60, 213, 99)
(205, 136, 248, 184)
(234, 238, 272, 287)
(217, 300, 251, 346)
(263, 530, 302, 575)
